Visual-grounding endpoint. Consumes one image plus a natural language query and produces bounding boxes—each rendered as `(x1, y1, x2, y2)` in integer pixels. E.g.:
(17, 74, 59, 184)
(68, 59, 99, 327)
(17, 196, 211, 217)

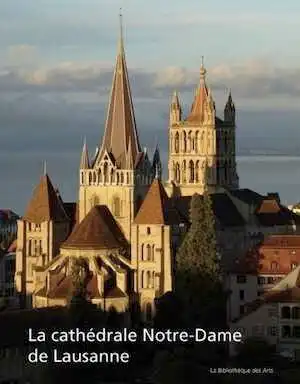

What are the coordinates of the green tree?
(175, 192, 225, 328)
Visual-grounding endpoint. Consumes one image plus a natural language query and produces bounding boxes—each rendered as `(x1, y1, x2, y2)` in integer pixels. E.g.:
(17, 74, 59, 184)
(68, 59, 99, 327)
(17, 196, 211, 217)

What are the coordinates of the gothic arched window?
(195, 161, 200, 183)
(146, 271, 152, 288)
(28, 239, 32, 256)
(188, 131, 192, 152)
(200, 132, 205, 152)
(175, 163, 180, 183)
(175, 132, 180, 153)
(110, 169, 114, 183)
(182, 160, 186, 183)
(183, 131, 187, 153)
(195, 131, 199, 153)
(103, 162, 108, 183)
(147, 244, 151, 261)
(141, 271, 144, 288)
(189, 160, 194, 183)
(141, 244, 144, 261)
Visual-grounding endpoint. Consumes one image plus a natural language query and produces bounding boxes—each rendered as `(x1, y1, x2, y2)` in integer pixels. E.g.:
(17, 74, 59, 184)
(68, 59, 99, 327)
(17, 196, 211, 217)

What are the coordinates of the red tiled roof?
(23, 174, 69, 223)
(230, 235, 300, 275)
(262, 235, 300, 248)
(256, 199, 280, 214)
(186, 65, 209, 123)
(134, 178, 170, 225)
(255, 199, 297, 227)
(62, 205, 128, 250)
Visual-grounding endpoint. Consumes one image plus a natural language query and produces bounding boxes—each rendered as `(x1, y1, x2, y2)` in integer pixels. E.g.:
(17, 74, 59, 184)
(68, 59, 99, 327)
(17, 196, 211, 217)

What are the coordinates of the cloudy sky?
(1, 0, 300, 214)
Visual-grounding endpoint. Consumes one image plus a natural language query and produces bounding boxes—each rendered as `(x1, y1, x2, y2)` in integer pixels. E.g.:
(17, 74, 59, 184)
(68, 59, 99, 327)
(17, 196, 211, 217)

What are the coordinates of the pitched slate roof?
(63, 202, 77, 230)
(255, 198, 299, 227)
(135, 178, 168, 224)
(229, 188, 264, 205)
(134, 178, 184, 225)
(23, 174, 69, 223)
(62, 205, 128, 250)
(170, 193, 245, 227)
(263, 235, 300, 248)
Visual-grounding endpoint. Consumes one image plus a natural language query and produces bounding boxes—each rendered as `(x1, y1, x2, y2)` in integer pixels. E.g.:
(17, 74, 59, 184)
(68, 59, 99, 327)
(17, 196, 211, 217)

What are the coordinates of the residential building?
(226, 235, 300, 322)
(230, 265, 300, 360)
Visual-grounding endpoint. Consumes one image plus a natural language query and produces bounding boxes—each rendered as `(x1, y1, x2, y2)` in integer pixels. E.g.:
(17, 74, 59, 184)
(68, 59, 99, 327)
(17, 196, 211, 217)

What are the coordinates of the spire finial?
(200, 56, 207, 80)
(43, 160, 47, 176)
(119, 8, 124, 51)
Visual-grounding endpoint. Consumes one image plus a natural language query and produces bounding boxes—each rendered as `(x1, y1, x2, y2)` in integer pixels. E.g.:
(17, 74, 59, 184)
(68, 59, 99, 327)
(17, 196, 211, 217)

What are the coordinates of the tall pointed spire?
(187, 57, 210, 122)
(80, 137, 90, 169)
(224, 89, 235, 123)
(99, 12, 141, 169)
(152, 144, 162, 179)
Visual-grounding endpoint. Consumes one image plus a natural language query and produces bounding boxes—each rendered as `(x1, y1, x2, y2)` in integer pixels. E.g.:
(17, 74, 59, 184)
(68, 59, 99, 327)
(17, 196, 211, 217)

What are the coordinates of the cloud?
(7, 44, 37, 64)
(1, 58, 300, 105)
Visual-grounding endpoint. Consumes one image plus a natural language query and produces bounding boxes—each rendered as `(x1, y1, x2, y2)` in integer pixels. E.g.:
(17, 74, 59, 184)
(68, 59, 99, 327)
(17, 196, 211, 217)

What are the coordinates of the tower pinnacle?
(187, 58, 209, 122)
(80, 137, 90, 169)
(199, 56, 207, 82)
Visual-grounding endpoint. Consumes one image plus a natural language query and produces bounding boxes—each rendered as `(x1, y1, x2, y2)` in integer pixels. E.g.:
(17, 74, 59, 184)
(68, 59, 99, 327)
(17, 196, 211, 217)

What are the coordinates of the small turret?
(80, 138, 90, 169)
(170, 91, 182, 125)
(126, 137, 133, 169)
(152, 145, 162, 179)
(224, 90, 235, 125)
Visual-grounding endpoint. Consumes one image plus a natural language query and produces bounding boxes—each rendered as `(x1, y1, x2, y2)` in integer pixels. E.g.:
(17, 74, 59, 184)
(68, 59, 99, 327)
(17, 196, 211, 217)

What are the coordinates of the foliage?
(175, 192, 225, 328)
(0, 232, 16, 251)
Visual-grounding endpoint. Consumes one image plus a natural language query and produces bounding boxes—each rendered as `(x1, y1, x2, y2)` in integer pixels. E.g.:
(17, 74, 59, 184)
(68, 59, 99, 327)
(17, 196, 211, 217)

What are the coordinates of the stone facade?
(230, 265, 300, 360)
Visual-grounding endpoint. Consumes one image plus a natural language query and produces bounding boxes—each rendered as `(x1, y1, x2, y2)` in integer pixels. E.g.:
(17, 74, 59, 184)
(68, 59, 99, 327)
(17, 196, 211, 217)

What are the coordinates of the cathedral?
(15, 17, 239, 319)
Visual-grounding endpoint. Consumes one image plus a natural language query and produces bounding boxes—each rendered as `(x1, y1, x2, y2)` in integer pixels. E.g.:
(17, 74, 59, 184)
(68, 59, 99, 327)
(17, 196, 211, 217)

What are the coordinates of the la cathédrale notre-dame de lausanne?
(15, 17, 282, 320)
